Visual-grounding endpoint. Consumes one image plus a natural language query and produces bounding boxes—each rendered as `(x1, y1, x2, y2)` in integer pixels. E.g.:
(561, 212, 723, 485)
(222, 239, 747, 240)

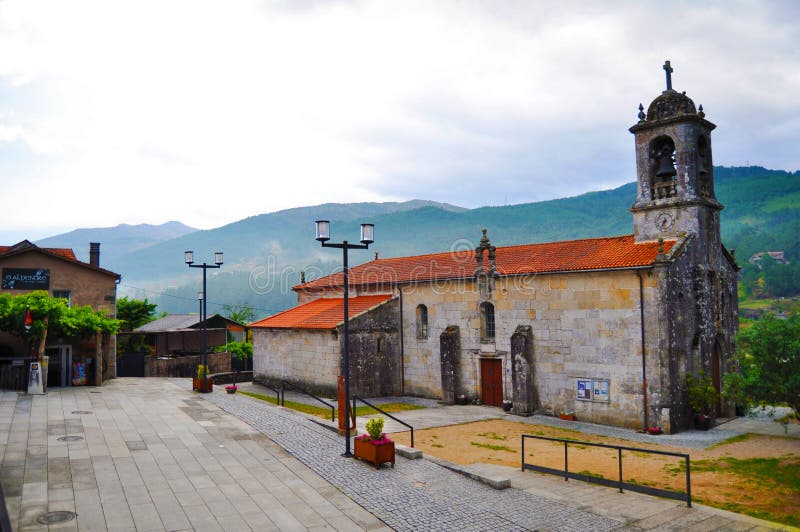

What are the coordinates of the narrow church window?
(377, 337, 383, 353)
(480, 302, 495, 341)
(416, 304, 428, 339)
(650, 136, 677, 199)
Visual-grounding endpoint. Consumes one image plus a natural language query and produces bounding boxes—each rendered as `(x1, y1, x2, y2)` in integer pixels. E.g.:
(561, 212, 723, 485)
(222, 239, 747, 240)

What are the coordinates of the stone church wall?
(401, 268, 662, 429)
(252, 328, 340, 395)
(660, 237, 739, 431)
(342, 298, 401, 397)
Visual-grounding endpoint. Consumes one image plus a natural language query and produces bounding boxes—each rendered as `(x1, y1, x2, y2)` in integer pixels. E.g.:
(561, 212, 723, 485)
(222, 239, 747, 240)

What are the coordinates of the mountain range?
(32, 166, 800, 319)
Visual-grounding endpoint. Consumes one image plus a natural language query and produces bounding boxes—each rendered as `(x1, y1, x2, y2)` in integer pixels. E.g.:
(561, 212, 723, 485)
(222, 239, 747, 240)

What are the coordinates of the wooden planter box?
(559, 413, 576, 421)
(192, 377, 214, 393)
(353, 439, 395, 469)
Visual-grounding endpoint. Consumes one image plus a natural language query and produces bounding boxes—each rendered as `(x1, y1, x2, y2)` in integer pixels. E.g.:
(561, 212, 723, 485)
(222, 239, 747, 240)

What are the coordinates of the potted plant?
(559, 411, 576, 421)
(687, 371, 718, 430)
(225, 384, 237, 394)
(192, 364, 214, 393)
(354, 417, 395, 469)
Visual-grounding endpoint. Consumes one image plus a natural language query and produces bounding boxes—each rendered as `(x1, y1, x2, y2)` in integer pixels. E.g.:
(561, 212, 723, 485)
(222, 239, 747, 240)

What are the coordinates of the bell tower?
(629, 61, 722, 244)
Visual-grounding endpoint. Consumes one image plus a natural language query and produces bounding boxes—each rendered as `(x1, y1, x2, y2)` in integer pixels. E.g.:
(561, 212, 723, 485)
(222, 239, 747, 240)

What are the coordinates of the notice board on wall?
(576, 378, 610, 402)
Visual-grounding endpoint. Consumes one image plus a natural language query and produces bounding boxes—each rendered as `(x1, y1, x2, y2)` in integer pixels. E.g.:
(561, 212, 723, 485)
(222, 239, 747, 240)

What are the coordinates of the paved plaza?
(0, 378, 792, 531)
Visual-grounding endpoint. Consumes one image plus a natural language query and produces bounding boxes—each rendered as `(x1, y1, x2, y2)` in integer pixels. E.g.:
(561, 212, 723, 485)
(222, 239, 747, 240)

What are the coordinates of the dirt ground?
(390, 419, 800, 527)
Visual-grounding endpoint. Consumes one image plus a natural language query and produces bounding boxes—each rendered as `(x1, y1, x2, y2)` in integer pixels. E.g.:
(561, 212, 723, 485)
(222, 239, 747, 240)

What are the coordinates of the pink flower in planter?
(355, 432, 393, 445)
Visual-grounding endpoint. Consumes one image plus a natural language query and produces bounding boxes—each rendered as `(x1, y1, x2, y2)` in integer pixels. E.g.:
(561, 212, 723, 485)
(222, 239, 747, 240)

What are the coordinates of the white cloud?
(0, 0, 797, 235)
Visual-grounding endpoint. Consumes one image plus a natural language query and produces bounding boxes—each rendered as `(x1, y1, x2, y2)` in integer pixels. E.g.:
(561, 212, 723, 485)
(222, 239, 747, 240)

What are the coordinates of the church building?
(250, 63, 739, 433)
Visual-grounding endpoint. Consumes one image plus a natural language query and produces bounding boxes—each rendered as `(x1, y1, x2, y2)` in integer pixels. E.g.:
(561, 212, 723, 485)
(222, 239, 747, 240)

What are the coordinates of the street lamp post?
(315, 221, 374, 457)
(185, 251, 223, 391)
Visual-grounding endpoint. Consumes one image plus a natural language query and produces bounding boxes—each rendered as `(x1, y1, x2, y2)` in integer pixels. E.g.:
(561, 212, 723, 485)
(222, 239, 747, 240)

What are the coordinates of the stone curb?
(424, 455, 511, 490)
(395, 444, 422, 459)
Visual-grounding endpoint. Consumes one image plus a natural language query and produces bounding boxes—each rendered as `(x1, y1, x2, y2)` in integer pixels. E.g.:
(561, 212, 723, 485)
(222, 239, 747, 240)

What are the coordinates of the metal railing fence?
(521, 434, 691, 507)
(279, 380, 335, 422)
(352, 395, 414, 448)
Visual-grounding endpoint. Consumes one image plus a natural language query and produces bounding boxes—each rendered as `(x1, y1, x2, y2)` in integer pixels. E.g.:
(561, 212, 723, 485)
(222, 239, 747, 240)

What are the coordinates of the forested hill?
(32, 166, 800, 317)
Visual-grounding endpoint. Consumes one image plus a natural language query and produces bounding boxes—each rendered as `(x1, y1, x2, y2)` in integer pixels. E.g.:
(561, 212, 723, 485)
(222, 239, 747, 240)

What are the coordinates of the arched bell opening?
(697, 135, 713, 198)
(649, 136, 677, 199)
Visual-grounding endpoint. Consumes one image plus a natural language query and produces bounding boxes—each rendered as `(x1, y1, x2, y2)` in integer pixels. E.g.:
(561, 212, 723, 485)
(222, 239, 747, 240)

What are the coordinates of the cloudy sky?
(1, 0, 798, 243)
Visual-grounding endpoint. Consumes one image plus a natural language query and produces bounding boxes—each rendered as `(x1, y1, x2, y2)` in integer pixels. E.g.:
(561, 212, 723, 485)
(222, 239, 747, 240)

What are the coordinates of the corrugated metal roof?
(135, 314, 202, 332)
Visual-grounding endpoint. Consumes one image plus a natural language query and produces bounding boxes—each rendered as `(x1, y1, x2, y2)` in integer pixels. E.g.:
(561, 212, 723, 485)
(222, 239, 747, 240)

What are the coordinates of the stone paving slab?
(0, 382, 387, 531)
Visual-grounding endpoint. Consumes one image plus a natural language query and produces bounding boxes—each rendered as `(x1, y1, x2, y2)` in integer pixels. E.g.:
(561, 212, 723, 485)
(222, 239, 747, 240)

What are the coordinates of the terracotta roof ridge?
(355, 234, 674, 263)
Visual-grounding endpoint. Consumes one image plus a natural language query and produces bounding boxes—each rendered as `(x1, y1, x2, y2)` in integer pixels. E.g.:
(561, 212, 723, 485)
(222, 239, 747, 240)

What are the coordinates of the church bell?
(655, 155, 677, 178)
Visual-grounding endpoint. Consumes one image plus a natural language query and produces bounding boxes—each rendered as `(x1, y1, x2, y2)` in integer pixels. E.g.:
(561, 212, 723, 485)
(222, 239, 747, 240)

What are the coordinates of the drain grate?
(71, 410, 93, 414)
(56, 435, 84, 442)
(37, 511, 76, 524)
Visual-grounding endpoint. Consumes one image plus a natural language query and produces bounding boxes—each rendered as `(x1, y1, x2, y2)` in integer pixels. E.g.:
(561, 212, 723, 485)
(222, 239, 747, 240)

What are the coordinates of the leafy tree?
(686, 371, 719, 416)
(214, 340, 252, 360)
(222, 304, 256, 325)
(117, 297, 158, 332)
(0, 291, 120, 360)
(727, 312, 800, 418)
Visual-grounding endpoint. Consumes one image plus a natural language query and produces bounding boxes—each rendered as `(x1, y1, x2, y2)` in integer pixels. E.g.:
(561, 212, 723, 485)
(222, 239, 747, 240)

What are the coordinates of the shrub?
(687, 370, 718, 415)
(365, 417, 385, 440)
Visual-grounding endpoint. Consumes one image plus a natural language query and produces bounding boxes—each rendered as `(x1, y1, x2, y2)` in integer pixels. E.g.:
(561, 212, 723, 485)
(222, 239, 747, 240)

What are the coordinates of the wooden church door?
(480, 358, 503, 407)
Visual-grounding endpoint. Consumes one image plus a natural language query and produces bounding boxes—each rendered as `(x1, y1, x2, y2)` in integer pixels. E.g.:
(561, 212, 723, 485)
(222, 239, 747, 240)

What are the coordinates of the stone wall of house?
(252, 328, 340, 395)
(400, 268, 663, 429)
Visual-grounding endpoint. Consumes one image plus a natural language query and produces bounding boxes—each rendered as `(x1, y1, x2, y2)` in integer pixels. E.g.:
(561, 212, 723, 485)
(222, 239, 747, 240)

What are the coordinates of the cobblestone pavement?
(186, 381, 624, 532)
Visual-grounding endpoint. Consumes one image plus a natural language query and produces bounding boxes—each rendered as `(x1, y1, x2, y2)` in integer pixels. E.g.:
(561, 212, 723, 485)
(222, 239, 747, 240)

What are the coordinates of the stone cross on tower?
(663, 60, 673, 91)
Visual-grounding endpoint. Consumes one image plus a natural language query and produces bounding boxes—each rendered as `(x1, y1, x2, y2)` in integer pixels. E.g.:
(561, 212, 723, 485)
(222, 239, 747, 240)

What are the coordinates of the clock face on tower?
(656, 212, 674, 232)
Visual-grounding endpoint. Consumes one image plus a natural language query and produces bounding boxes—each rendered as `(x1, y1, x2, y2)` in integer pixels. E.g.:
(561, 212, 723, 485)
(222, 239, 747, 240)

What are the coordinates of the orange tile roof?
(0, 245, 77, 261)
(46, 248, 78, 260)
(298, 235, 676, 290)
(250, 294, 393, 330)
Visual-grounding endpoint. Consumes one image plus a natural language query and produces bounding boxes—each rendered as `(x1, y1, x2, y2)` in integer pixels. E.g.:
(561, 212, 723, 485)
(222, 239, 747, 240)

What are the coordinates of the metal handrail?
(259, 382, 281, 404)
(279, 380, 335, 422)
(352, 395, 414, 448)
(521, 434, 691, 507)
